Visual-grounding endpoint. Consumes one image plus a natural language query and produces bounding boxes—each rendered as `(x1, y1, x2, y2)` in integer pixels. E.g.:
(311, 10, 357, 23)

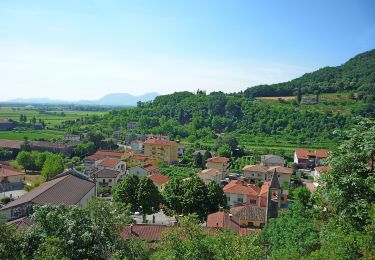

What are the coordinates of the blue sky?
(0, 0, 374, 101)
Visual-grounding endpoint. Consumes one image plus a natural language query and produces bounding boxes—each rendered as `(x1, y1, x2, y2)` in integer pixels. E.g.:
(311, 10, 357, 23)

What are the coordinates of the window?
(227, 196, 230, 202)
(109, 179, 112, 182)
(237, 195, 244, 203)
(250, 199, 257, 205)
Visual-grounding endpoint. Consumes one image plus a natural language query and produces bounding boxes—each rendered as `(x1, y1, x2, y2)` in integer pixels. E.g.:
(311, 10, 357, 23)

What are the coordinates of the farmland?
(0, 106, 107, 127)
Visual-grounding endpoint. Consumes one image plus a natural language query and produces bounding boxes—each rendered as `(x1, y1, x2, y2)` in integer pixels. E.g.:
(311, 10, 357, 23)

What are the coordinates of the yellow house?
(143, 140, 178, 164)
(206, 157, 229, 173)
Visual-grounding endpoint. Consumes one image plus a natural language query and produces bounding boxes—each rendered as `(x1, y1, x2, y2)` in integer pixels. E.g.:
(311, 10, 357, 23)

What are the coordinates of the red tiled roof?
(267, 166, 294, 174)
(199, 168, 221, 177)
(98, 158, 122, 167)
(85, 155, 102, 161)
(95, 169, 119, 178)
(130, 155, 149, 161)
(0, 140, 23, 149)
(148, 173, 170, 185)
(295, 149, 310, 160)
(304, 182, 317, 193)
(120, 224, 170, 241)
(206, 211, 247, 235)
(144, 140, 176, 146)
(243, 164, 268, 173)
(94, 150, 123, 158)
(295, 148, 329, 159)
(143, 164, 159, 173)
(223, 180, 260, 196)
(207, 157, 229, 164)
(314, 166, 332, 173)
(315, 149, 329, 158)
(0, 165, 25, 177)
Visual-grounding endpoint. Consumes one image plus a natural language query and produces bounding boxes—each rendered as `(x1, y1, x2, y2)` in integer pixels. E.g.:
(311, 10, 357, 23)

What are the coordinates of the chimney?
(130, 224, 133, 233)
(229, 213, 233, 219)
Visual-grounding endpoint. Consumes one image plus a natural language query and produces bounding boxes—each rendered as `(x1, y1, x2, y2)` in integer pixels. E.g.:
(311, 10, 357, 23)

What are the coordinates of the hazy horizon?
(1, 0, 374, 101)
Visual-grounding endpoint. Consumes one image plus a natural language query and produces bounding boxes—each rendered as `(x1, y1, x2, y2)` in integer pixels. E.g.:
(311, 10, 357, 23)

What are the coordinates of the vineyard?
(229, 156, 255, 173)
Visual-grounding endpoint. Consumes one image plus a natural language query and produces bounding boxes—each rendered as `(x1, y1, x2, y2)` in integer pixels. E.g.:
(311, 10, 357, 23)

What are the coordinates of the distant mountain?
(5, 92, 160, 106)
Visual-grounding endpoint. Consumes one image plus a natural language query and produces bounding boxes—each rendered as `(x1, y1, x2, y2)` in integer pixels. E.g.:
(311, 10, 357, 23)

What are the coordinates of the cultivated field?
(0, 107, 106, 127)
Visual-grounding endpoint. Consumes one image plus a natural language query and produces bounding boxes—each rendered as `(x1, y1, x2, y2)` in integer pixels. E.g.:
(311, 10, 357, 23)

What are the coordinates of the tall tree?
(321, 118, 375, 228)
(112, 174, 140, 212)
(137, 177, 163, 217)
(206, 181, 227, 213)
(41, 154, 64, 179)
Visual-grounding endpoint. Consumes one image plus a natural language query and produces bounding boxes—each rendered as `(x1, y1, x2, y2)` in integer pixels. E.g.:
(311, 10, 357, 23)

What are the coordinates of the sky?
(0, 0, 374, 101)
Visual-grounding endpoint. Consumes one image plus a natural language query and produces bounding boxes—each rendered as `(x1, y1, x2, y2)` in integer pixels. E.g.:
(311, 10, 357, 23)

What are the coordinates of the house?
(0, 164, 25, 192)
(230, 205, 266, 228)
(260, 155, 285, 167)
(242, 165, 268, 183)
(224, 178, 288, 209)
(206, 157, 229, 173)
(313, 165, 332, 182)
(242, 165, 293, 185)
(1, 169, 95, 221)
(64, 134, 81, 142)
(143, 140, 178, 164)
(223, 179, 261, 208)
(198, 168, 225, 185)
(301, 97, 317, 104)
(294, 148, 329, 169)
(0, 119, 15, 131)
(84, 150, 124, 173)
(127, 154, 151, 167)
(126, 121, 138, 130)
(96, 158, 126, 174)
(23, 141, 79, 157)
(148, 173, 170, 191)
(127, 166, 149, 177)
(206, 211, 247, 235)
(94, 169, 122, 190)
(120, 224, 171, 243)
(143, 163, 159, 175)
(130, 140, 144, 153)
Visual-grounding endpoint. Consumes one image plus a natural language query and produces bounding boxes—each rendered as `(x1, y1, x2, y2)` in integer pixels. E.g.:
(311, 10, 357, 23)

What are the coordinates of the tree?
(293, 186, 311, 207)
(181, 177, 208, 219)
(206, 181, 227, 213)
(16, 151, 34, 172)
(321, 118, 375, 229)
(297, 85, 302, 104)
(35, 152, 50, 170)
(217, 144, 231, 158)
(20, 199, 139, 259)
(203, 150, 212, 161)
(41, 154, 64, 179)
(194, 152, 204, 169)
(112, 174, 140, 212)
(137, 177, 163, 217)
(260, 202, 320, 258)
(0, 216, 21, 259)
(163, 178, 185, 216)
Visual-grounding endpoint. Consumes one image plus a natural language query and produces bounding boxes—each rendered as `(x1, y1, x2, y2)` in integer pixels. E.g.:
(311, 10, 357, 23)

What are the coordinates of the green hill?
(86, 50, 374, 152)
(244, 49, 375, 102)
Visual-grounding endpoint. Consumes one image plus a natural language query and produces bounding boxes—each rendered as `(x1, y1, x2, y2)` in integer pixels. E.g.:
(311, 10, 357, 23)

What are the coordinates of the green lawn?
(0, 130, 66, 140)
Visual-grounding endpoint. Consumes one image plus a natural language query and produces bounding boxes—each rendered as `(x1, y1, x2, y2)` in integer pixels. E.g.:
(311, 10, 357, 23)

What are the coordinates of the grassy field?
(257, 92, 364, 115)
(0, 107, 106, 127)
(0, 129, 66, 140)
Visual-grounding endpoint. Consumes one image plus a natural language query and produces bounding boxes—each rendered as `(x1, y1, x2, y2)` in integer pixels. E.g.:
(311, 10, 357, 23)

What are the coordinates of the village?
(0, 118, 331, 245)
